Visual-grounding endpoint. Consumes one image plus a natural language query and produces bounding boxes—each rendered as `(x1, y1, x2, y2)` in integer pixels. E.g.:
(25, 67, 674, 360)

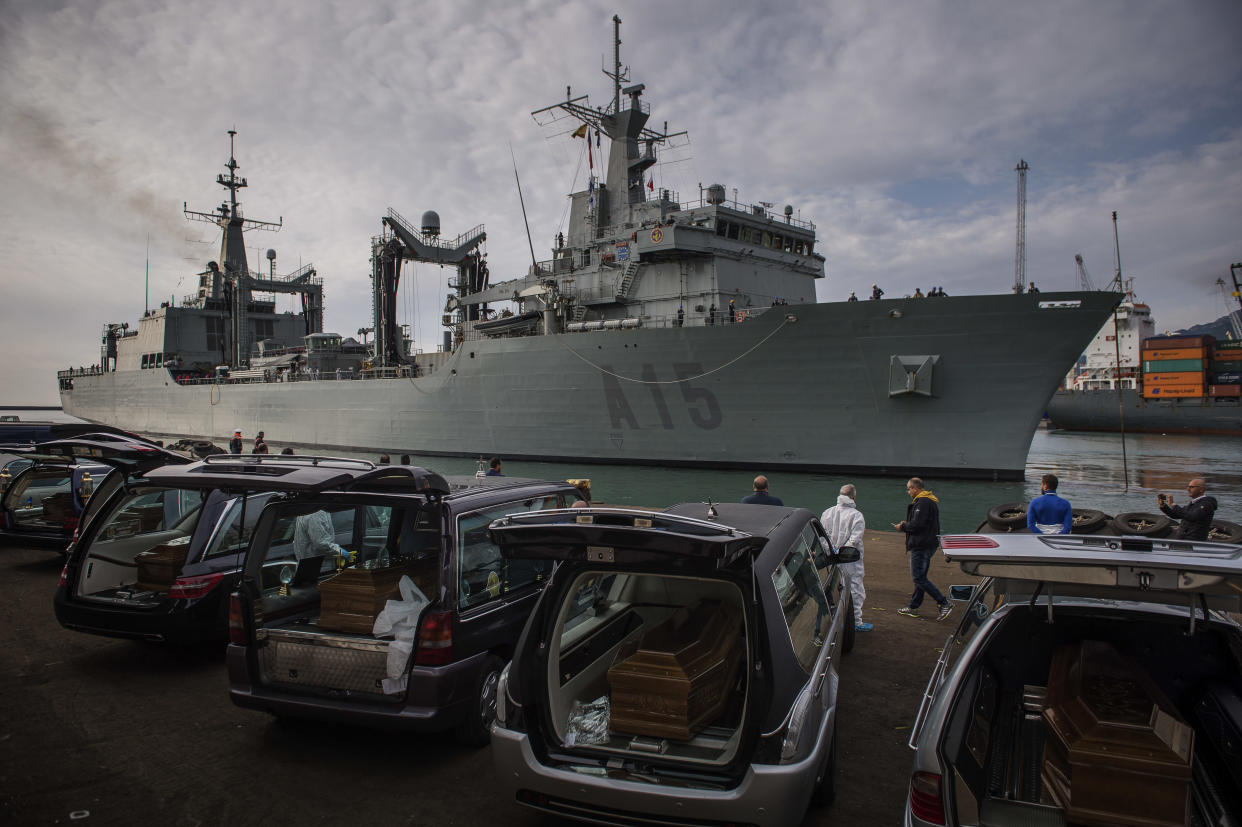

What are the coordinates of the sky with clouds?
(1, 0, 1239, 404)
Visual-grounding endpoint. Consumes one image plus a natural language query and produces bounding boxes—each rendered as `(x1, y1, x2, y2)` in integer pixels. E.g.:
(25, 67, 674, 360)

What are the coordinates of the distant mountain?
(1177, 310, 1242, 342)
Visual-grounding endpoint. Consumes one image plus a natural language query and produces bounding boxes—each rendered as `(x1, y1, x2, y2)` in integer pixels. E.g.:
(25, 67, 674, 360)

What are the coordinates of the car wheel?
(810, 719, 837, 806)
(1208, 520, 1242, 544)
(1070, 508, 1109, 534)
(841, 594, 856, 655)
(1109, 512, 1173, 537)
(455, 654, 505, 748)
(986, 502, 1028, 531)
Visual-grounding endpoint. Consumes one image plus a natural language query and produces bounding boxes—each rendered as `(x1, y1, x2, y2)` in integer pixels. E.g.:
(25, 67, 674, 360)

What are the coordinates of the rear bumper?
(53, 588, 227, 643)
(227, 643, 483, 732)
(489, 725, 822, 827)
(0, 527, 71, 551)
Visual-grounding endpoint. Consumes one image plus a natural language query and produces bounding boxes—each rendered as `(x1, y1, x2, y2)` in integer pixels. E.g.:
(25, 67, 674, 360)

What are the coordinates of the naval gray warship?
(59, 17, 1121, 480)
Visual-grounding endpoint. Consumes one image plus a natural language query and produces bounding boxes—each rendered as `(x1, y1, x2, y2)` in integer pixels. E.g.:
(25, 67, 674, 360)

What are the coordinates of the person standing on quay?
(821, 484, 872, 631)
(742, 475, 783, 506)
(486, 457, 504, 476)
(229, 430, 243, 454)
(896, 477, 951, 621)
(1027, 473, 1073, 534)
(1158, 478, 1217, 540)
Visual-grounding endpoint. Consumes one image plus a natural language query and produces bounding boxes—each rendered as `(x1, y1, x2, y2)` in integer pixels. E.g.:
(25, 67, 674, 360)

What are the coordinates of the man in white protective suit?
(820, 484, 872, 632)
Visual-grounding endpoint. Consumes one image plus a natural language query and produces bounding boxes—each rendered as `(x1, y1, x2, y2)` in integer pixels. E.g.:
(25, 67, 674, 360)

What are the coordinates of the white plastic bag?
(371, 575, 429, 684)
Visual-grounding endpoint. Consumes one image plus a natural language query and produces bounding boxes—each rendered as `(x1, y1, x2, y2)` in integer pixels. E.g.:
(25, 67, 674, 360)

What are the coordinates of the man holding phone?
(895, 477, 951, 621)
(1158, 478, 1217, 540)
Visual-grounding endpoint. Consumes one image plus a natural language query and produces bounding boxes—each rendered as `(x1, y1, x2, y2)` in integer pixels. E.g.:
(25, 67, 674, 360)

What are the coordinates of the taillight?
(167, 572, 225, 600)
(58, 562, 70, 588)
(909, 771, 945, 824)
(415, 609, 453, 665)
(228, 592, 247, 645)
(940, 535, 999, 550)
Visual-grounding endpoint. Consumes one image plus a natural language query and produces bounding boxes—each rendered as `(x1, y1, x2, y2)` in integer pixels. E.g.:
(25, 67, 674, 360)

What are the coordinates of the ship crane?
(372, 208, 487, 367)
(1217, 269, 1242, 341)
(1074, 254, 1095, 291)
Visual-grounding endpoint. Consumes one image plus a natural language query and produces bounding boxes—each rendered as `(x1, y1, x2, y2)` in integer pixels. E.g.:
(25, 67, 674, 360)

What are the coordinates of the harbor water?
(7, 410, 1240, 533)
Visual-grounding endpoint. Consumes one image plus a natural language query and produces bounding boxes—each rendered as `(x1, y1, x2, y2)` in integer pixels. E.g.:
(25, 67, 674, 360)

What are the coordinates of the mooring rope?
(554, 314, 793, 384)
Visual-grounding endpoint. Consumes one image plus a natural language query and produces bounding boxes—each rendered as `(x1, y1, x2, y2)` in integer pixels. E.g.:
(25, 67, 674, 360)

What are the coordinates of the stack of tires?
(985, 502, 1242, 543)
(985, 502, 1111, 534)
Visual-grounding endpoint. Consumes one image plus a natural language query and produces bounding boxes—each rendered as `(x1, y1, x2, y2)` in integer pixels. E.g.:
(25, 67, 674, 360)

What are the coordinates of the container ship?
(58, 18, 1122, 480)
(1047, 280, 1242, 435)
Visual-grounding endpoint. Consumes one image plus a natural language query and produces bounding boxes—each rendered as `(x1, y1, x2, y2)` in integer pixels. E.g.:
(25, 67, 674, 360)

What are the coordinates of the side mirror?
(948, 584, 976, 602)
(834, 545, 861, 563)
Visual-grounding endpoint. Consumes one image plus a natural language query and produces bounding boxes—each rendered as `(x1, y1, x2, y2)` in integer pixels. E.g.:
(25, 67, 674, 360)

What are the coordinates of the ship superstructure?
(59, 17, 1123, 479)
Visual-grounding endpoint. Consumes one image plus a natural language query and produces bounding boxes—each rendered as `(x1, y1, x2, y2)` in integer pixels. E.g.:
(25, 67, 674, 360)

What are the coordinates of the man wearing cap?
(229, 430, 243, 454)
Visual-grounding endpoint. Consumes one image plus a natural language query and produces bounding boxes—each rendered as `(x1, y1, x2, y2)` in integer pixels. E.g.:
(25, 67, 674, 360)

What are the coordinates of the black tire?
(455, 654, 505, 748)
(841, 594, 856, 655)
(986, 502, 1028, 531)
(1109, 512, 1173, 537)
(1070, 508, 1110, 534)
(810, 719, 837, 807)
(1208, 520, 1242, 544)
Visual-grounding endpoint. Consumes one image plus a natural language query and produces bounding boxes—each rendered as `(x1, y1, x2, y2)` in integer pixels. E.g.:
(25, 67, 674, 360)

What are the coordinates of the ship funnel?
(421, 211, 441, 237)
(706, 184, 726, 205)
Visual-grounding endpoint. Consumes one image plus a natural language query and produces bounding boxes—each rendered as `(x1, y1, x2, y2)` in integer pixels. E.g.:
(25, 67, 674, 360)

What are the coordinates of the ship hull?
(1046, 388, 1242, 436)
(62, 293, 1119, 480)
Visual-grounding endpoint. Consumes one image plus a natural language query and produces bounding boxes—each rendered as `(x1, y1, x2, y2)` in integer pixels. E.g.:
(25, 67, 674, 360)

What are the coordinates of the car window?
(946, 578, 1002, 671)
(771, 534, 832, 673)
(456, 495, 559, 611)
(202, 496, 267, 559)
(264, 502, 358, 566)
(95, 486, 206, 540)
(802, 523, 835, 586)
(5, 467, 72, 508)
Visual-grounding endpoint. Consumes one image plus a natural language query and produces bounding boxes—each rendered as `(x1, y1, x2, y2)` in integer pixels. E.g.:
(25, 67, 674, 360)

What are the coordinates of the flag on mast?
(571, 124, 587, 139)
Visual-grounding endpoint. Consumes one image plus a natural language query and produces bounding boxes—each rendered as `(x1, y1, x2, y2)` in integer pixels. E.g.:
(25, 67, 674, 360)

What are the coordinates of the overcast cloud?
(1, 0, 1239, 404)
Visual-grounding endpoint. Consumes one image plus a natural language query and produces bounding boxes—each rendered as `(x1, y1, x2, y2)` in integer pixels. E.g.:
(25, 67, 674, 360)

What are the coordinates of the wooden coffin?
(607, 599, 743, 741)
(1041, 640, 1194, 827)
(317, 560, 435, 635)
(40, 492, 76, 523)
(135, 536, 192, 591)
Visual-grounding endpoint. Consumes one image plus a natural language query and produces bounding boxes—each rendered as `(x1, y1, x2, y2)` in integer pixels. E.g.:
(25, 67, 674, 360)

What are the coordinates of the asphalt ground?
(0, 530, 975, 826)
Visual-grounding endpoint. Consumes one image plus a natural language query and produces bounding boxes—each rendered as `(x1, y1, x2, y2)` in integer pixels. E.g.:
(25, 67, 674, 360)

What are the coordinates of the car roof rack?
(201, 454, 377, 470)
(145, 454, 450, 495)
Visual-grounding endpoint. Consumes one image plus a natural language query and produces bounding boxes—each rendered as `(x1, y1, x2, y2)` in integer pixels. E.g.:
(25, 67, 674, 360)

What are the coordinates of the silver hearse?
(487, 503, 859, 826)
(905, 532, 1242, 826)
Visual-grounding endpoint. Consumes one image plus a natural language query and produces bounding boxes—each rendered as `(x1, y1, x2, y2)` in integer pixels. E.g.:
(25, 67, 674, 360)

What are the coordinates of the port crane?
(1217, 261, 1242, 341)
(1074, 254, 1095, 291)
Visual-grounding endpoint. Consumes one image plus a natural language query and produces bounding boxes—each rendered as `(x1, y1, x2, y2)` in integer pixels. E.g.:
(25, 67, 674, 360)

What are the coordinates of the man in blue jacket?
(1027, 474, 1073, 534)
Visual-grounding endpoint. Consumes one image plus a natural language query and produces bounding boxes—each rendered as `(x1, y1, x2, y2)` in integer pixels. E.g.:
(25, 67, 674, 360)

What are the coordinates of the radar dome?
(266, 248, 277, 261)
(784, 205, 793, 217)
(421, 211, 441, 237)
(706, 184, 726, 205)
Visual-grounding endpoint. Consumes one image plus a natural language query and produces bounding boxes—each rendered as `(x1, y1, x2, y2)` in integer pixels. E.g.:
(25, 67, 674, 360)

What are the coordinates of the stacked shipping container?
(1141, 334, 1242, 398)
(1211, 339, 1242, 397)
